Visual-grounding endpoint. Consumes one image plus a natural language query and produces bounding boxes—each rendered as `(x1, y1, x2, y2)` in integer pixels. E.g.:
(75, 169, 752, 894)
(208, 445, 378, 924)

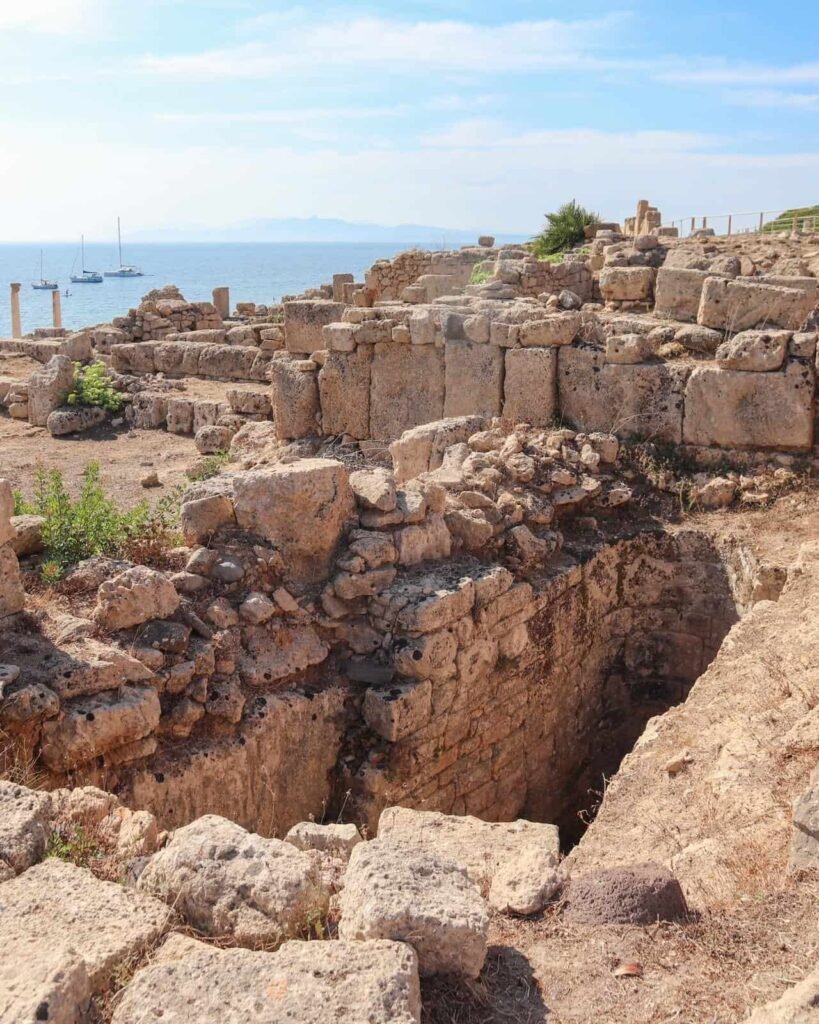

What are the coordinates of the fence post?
(727, 215, 732, 236)
(690, 217, 695, 234)
(758, 212, 764, 233)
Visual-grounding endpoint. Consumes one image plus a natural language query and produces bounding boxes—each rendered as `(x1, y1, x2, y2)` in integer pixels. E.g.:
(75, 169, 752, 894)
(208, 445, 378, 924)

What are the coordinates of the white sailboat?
(70, 236, 103, 284)
(104, 218, 144, 278)
(32, 250, 58, 291)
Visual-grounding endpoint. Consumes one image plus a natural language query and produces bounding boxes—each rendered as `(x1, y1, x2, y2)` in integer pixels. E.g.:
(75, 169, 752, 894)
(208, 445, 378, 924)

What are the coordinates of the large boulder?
(93, 566, 179, 631)
(112, 940, 421, 1024)
(339, 838, 489, 977)
(137, 815, 327, 946)
(233, 459, 353, 583)
(28, 354, 74, 426)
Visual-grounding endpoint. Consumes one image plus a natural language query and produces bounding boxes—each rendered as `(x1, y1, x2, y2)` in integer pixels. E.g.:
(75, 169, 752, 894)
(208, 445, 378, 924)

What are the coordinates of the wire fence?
(670, 209, 819, 239)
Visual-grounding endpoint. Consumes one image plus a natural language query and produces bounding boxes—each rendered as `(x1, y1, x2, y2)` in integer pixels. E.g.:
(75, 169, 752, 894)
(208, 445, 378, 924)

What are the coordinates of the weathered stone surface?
(698, 277, 814, 332)
(339, 839, 488, 977)
(40, 686, 161, 770)
(715, 329, 790, 371)
(675, 324, 723, 354)
(239, 624, 329, 684)
(488, 846, 561, 916)
(683, 363, 814, 449)
(113, 940, 421, 1024)
(269, 358, 319, 439)
(194, 423, 234, 453)
(789, 769, 819, 872)
(600, 266, 655, 303)
(284, 821, 363, 859)
(0, 544, 25, 618)
(518, 312, 581, 347)
(745, 969, 819, 1023)
(654, 267, 710, 321)
(0, 859, 170, 987)
(0, 937, 91, 1024)
(0, 479, 13, 547)
(233, 459, 353, 582)
(606, 333, 655, 364)
(93, 565, 180, 630)
(284, 299, 346, 354)
(28, 354, 74, 426)
(378, 807, 560, 887)
(180, 493, 235, 544)
(9, 514, 45, 556)
(389, 416, 485, 483)
(318, 347, 372, 439)
(444, 339, 504, 418)
(559, 345, 688, 442)
(363, 679, 433, 741)
(0, 782, 52, 876)
(562, 863, 688, 925)
(370, 343, 445, 441)
(137, 815, 327, 946)
(503, 347, 557, 426)
(350, 467, 397, 511)
(46, 405, 107, 436)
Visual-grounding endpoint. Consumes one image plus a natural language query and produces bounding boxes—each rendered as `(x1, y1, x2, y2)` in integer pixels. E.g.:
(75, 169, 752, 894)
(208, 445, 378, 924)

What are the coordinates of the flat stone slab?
(0, 859, 171, 988)
(339, 838, 488, 978)
(113, 939, 421, 1023)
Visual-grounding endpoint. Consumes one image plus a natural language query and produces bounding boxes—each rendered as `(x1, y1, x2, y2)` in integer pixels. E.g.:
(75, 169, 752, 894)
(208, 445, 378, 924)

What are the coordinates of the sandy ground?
(0, 416, 200, 507)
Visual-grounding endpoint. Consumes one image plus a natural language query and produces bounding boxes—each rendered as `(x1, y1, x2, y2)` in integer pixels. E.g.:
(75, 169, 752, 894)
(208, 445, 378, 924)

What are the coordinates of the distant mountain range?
(128, 217, 527, 245)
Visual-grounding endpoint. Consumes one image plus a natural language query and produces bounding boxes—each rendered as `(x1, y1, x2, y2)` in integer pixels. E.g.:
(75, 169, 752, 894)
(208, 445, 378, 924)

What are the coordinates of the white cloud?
(0, 0, 101, 34)
(136, 13, 639, 79)
(662, 62, 819, 86)
(726, 89, 819, 110)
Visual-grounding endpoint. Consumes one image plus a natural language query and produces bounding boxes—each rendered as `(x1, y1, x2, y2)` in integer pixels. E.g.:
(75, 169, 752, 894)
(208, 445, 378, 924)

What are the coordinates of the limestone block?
(444, 340, 504, 418)
(558, 345, 688, 442)
(93, 565, 179, 630)
(683, 363, 814, 449)
(518, 312, 581, 347)
(226, 387, 271, 417)
(654, 267, 710, 322)
(194, 424, 234, 454)
(165, 397, 194, 434)
(284, 299, 346, 354)
(318, 347, 372, 439)
(269, 357, 319, 439)
(488, 847, 561, 915)
(111, 342, 155, 374)
(339, 839, 488, 977)
(698, 277, 814, 332)
(349, 467, 397, 511)
(180, 494, 235, 544)
(370, 343, 445, 442)
(112, 941, 421, 1024)
(0, 782, 52, 876)
(0, 936, 91, 1024)
(9, 513, 44, 556)
(378, 807, 560, 888)
(715, 329, 790, 371)
(395, 577, 475, 632)
(675, 324, 722, 355)
(130, 392, 167, 429)
(389, 415, 485, 483)
(395, 514, 451, 566)
(28, 354, 74, 426)
(599, 266, 655, 303)
(0, 479, 12, 548)
(40, 686, 160, 770)
(0, 859, 170, 987)
(363, 679, 433, 741)
(0, 544, 25, 618)
(239, 624, 329, 684)
(392, 630, 457, 680)
(233, 459, 353, 582)
(284, 821, 363, 859)
(606, 333, 656, 364)
(137, 815, 326, 945)
(763, 274, 819, 308)
(47, 405, 108, 436)
(502, 348, 556, 426)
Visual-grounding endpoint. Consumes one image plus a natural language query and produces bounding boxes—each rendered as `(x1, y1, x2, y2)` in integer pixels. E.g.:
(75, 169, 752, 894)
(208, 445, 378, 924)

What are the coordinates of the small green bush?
(67, 361, 124, 413)
(186, 450, 230, 482)
(469, 266, 493, 285)
(15, 462, 180, 577)
(532, 200, 600, 258)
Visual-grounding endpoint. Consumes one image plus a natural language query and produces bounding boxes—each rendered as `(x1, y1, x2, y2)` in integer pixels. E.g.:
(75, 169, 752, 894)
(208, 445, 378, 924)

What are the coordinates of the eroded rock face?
(137, 815, 327, 946)
(112, 940, 422, 1024)
(0, 937, 91, 1024)
(339, 838, 489, 977)
(232, 458, 354, 583)
(0, 782, 52, 876)
(28, 354, 74, 427)
(93, 566, 180, 631)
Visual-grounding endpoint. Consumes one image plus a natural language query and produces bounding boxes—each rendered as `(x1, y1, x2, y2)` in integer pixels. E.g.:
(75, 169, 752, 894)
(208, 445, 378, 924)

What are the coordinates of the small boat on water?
(104, 218, 143, 278)
(70, 235, 103, 284)
(31, 250, 58, 291)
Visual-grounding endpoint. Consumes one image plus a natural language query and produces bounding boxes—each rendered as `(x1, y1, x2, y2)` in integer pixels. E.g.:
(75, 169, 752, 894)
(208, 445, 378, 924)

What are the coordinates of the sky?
(1, 0, 819, 240)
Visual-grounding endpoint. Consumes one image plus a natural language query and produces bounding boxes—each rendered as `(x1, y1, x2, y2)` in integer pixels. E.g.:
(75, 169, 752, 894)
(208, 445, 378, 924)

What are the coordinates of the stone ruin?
(1, 216, 819, 1021)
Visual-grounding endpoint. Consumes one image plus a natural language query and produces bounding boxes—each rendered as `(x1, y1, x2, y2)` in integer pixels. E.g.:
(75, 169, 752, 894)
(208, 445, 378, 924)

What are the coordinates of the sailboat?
(32, 250, 58, 291)
(104, 218, 143, 278)
(70, 236, 103, 284)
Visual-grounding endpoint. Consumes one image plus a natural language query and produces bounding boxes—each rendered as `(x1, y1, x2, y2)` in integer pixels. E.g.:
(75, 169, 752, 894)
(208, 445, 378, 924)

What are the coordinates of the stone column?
(635, 199, 649, 236)
(52, 289, 62, 329)
(212, 286, 230, 319)
(332, 274, 354, 303)
(10, 283, 21, 338)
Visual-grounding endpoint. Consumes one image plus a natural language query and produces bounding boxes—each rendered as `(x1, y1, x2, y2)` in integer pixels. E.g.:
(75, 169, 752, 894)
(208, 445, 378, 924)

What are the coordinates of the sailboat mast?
(40, 249, 43, 281)
(81, 234, 85, 272)
(118, 217, 122, 266)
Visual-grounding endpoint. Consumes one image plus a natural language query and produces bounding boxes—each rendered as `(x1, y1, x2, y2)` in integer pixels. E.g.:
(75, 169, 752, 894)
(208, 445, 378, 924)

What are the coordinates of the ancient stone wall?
(365, 248, 491, 302)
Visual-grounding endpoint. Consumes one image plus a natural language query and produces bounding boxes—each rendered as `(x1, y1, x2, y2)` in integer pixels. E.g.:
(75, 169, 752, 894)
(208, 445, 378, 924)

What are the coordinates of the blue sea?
(0, 242, 416, 337)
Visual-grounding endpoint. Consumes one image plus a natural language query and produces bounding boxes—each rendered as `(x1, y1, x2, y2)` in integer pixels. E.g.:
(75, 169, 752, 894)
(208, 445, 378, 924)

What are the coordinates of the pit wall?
(353, 530, 741, 838)
(268, 300, 818, 451)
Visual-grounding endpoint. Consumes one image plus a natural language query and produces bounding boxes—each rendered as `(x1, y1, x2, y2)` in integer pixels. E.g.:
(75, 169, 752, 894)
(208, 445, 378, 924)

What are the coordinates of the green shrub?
(15, 462, 180, 577)
(186, 450, 230, 482)
(469, 266, 493, 285)
(67, 361, 124, 413)
(532, 200, 600, 258)
(762, 205, 819, 234)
